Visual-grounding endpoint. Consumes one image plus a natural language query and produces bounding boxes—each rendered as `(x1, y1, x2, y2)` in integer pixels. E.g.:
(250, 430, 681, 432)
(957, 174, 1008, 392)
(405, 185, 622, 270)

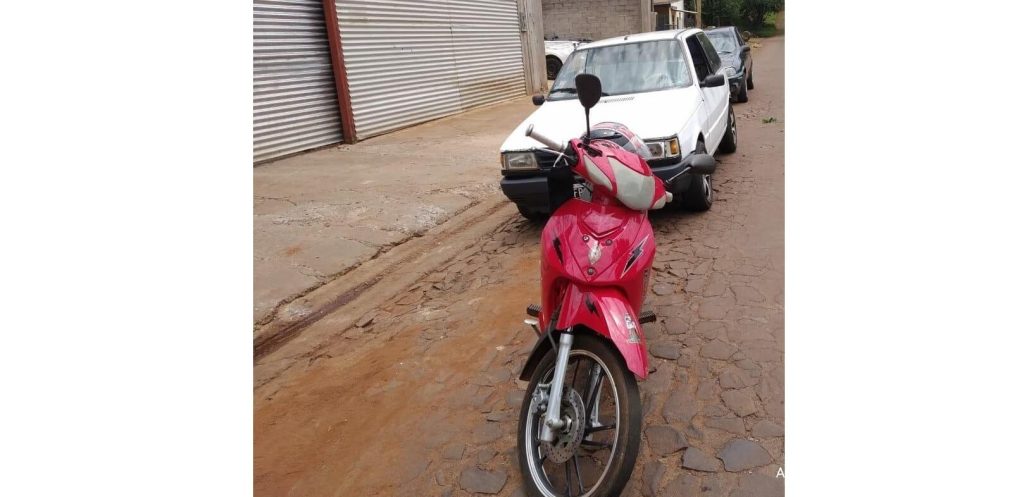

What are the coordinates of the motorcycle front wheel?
(517, 334, 641, 497)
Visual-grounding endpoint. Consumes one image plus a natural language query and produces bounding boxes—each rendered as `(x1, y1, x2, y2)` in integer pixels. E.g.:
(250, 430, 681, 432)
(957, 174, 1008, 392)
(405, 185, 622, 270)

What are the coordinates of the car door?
(686, 32, 728, 152)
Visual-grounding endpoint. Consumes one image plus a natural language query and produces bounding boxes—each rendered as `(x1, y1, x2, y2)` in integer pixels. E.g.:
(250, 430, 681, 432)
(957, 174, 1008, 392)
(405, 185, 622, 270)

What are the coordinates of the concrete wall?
(541, 0, 645, 42)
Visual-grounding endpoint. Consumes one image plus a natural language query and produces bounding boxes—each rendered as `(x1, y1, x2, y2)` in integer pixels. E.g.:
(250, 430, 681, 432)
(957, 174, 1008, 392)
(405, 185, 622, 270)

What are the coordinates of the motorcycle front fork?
(540, 331, 574, 442)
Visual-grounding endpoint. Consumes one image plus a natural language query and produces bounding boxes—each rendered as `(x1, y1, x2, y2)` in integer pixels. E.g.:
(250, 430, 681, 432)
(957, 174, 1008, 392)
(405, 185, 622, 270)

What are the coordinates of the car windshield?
(548, 40, 692, 99)
(707, 31, 737, 53)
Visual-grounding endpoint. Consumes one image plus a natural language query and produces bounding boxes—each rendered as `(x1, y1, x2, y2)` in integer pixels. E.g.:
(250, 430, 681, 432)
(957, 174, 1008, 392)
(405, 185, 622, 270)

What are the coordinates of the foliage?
(701, 0, 783, 31)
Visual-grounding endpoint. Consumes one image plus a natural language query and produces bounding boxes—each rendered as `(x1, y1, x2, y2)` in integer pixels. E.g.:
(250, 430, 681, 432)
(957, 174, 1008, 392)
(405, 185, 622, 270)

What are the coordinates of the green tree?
(739, 0, 783, 28)
(701, 0, 741, 27)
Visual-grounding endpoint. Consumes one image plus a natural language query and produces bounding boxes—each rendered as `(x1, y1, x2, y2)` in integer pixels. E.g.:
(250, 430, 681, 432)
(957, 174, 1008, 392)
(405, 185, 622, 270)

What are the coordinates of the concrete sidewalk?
(254, 96, 537, 324)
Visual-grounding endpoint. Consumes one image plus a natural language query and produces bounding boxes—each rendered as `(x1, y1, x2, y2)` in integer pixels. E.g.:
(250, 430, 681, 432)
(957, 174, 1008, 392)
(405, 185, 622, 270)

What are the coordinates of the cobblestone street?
(255, 36, 784, 497)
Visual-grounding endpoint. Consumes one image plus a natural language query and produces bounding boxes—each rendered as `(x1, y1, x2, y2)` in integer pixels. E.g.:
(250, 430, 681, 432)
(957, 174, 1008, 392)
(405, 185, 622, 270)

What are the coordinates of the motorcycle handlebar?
(526, 124, 564, 152)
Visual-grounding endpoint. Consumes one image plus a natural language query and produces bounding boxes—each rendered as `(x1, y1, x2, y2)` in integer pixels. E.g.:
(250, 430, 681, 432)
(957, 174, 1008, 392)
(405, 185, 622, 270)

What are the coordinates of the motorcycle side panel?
(537, 198, 656, 379)
(555, 284, 649, 378)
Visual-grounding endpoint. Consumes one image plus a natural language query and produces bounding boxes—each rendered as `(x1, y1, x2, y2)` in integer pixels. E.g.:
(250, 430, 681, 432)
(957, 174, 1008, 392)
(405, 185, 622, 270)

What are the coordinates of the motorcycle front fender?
(519, 284, 649, 380)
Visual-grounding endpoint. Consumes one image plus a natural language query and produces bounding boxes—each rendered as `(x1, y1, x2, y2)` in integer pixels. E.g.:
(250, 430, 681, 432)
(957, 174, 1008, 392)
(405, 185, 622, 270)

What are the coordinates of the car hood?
(501, 86, 701, 152)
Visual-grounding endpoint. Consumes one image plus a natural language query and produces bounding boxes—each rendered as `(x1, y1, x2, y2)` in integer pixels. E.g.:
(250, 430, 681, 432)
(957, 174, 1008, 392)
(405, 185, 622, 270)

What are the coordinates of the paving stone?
(643, 364, 674, 394)
(650, 341, 681, 360)
(435, 470, 448, 486)
(682, 336, 703, 349)
(704, 272, 728, 296)
(662, 389, 698, 424)
(719, 366, 758, 389)
(700, 339, 738, 360)
(485, 410, 509, 422)
(662, 317, 689, 335)
(442, 443, 465, 460)
(641, 460, 665, 497)
(506, 389, 525, 408)
(645, 424, 688, 455)
(473, 422, 503, 444)
(718, 439, 772, 472)
(731, 285, 766, 303)
(752, 420, 785, 438)
(476, 447, 497, 465)
(681, 447, 720, 472)
(696, 379, 718, 400)
(722, 388, 758, 417)
(731, 473, 784, 497)
(652, 283, 675, 296)
(664, 474, 701, 497)
(458, 468, 507, 494)
(698, 295, 733, 320)
(693, 320, 726, 339)
(394, 449, 430, 484)
(706, 416, 747, 436)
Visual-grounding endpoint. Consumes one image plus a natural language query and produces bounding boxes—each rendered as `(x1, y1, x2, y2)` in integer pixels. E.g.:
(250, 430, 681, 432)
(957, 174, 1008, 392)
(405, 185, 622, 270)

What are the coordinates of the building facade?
(253, 0, 546, 163)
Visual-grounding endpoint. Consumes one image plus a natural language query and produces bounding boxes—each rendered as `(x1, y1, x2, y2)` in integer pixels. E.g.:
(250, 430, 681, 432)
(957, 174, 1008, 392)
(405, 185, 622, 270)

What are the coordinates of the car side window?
(696, 33, 721, 73)
(685, 36, 711, 82)
(735, 28, 745, 47)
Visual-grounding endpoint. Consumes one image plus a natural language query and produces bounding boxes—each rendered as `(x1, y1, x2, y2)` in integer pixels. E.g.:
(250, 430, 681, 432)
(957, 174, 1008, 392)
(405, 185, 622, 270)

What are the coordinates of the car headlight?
(501, 152, 539, 171)
(645, 138, 680, 159)
(723, 66, 737, 77)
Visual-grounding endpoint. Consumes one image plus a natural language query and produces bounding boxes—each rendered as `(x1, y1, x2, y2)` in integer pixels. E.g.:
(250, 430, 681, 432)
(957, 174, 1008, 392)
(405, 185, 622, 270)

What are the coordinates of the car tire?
(680, 140, 714, 212)
(517, 205, 547, 222)
(719, 105, 738, 154)
(747, 68, 754, 90)
(546, 56, 562, 80)
(737, 76, 749, 103)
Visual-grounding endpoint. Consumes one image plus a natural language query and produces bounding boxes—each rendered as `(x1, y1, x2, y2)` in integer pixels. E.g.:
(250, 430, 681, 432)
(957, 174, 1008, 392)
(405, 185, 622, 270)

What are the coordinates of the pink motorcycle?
(515, 74, 716, 497)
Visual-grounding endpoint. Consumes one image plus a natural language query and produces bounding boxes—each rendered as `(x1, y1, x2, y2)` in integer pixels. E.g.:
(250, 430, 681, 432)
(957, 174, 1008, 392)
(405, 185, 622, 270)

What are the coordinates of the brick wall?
(542, 0, 643, 42)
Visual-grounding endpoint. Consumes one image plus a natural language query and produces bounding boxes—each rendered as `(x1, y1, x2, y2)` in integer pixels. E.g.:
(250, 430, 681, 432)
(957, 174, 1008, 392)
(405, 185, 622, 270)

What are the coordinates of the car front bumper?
(728, 69, 746, 97)
(500, 155, 696, 214)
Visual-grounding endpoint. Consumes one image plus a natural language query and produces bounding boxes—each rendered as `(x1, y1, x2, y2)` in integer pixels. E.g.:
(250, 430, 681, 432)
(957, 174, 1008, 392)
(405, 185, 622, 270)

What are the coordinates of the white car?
(544, 39, 580, 80)
(501, 29, 737, 219)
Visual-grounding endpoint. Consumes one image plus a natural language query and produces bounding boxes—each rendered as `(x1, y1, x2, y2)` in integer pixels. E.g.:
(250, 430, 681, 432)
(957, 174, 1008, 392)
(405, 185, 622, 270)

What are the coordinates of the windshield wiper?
(549, 88, 610, 96)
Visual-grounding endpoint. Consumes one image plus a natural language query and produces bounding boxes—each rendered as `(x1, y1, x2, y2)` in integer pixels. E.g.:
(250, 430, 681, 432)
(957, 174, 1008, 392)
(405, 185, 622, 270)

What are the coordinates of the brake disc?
(539, 388, 586, 464)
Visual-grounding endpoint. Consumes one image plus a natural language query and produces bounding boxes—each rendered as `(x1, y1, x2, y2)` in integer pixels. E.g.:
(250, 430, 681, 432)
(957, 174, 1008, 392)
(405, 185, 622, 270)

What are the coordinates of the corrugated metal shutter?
(336, 0, 526, 140)
(254, 0, 344, 162)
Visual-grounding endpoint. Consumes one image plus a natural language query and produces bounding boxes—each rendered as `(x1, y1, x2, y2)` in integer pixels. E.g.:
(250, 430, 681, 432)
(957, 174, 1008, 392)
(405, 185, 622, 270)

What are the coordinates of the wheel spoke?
(564, 462, 572, 496)
(573, 454, 585, 494)
(580, 439, 612, 450)
(585, 423, 616, 435)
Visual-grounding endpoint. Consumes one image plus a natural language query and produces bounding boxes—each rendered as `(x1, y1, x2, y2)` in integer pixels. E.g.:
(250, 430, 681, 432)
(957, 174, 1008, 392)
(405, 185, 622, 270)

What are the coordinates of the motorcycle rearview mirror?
(688, 154, 717, 175)
(575, 73, 602, 109)
(575, 73, 602, 142)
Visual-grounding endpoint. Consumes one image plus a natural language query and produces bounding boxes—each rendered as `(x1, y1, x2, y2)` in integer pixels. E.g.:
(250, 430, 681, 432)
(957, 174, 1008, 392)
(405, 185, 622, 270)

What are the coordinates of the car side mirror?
(688, 154, 717, 175)
(741, 45, 751, 53)
(701, 74, 726, 88)
(532, 94, 545, 106)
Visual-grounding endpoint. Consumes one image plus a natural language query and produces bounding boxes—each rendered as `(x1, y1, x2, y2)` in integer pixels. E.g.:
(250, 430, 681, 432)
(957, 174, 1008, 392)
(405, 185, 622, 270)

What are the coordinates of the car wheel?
(546, 56, 562, 80)
(680, 140, 714, 212)
(737, 76, 749, 103)
(719, 105, 738, 154)
(747, 68, 754, 90)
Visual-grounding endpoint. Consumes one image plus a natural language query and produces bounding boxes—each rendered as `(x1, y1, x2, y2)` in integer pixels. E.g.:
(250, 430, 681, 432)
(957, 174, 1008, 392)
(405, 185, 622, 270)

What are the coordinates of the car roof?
(705, 26, 737, 34)
(579, 29, 701, 49)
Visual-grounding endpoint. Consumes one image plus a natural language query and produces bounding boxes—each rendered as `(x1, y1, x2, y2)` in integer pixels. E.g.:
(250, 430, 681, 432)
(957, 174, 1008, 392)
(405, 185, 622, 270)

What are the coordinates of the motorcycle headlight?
(502, 152, 539, 171)
(645, 138, 680, 159)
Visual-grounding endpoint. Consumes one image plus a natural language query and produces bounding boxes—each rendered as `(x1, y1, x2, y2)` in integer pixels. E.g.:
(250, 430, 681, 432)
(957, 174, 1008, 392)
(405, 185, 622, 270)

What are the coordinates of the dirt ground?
(255, 36, 784, 497)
